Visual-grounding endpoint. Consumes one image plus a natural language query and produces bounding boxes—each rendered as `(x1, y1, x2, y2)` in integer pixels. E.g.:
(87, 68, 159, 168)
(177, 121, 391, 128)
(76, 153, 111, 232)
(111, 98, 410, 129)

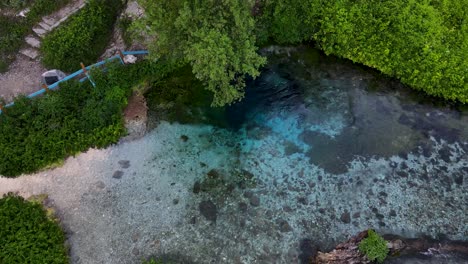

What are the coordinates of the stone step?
(25, 35, 41, 48)
(42, 17, 56, 27)
(38, 22, 52, 31)
(32, 27, 47, 38)
(50, 4, 86, 29)
(19, 48, 39, 60)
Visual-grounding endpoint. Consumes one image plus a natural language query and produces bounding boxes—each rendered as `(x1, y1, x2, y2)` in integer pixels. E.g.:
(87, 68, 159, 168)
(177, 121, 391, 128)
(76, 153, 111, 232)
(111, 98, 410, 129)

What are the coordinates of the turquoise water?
(147, 46, 467, 263)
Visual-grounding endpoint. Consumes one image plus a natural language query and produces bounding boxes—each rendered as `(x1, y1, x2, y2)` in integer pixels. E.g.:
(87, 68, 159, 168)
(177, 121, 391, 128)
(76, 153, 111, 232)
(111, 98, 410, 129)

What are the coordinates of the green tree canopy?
(138, 0, 266, 106)
(256, 0, 468, 103)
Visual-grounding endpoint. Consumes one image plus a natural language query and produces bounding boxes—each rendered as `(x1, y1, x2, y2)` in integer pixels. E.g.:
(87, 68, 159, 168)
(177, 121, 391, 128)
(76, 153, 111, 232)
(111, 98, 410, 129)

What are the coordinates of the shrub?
(358, 230, 389, 263)
(0, 194, 68, 264)
(41, 0, 123, 72)
(118, 15, 133, 47)
(256, 0, 468, 103)
(0, 60, 175, 177)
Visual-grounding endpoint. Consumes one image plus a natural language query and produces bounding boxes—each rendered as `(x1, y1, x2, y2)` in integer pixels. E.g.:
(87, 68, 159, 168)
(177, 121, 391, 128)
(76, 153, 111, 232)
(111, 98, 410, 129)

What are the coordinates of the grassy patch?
(0, 193, 68, 264)
(41, 0, 123, 72)
(358, 230, 389, 263)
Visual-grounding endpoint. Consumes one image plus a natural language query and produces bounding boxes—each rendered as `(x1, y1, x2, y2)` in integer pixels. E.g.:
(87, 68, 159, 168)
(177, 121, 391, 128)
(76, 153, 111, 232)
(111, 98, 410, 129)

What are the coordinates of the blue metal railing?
(0, 50, 148, 114)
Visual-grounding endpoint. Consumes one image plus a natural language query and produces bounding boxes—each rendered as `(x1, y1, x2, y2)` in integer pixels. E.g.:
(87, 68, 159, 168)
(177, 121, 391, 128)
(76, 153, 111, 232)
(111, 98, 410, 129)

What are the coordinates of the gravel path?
(0, 55, 47, 101)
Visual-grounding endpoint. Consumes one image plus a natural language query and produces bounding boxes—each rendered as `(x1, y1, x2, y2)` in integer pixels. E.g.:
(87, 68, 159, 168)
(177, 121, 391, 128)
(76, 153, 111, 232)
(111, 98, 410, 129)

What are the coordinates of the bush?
(0, 194, 68, 264)
(358, 230, 389, 263)
(0, 60, 175, 177)
(41, 0, 123, 72)
(256, 0, 468, 103)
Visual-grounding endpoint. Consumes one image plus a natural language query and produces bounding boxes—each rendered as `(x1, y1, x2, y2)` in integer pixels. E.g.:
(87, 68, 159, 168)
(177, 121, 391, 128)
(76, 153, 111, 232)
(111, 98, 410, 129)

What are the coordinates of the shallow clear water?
(147, 46, 468, 263)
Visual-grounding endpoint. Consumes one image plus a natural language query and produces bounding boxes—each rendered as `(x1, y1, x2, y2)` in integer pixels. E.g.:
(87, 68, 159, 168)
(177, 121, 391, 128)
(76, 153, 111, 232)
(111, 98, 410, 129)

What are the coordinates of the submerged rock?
(118, 160, 131, 169)
(277, 219, 293, 232)
(192, 181, 201, 194)
(250, 195, 261, 207)
(340, 211, 351, 224)
(199, 200, 217, 222)
(112, 170, 124, 179)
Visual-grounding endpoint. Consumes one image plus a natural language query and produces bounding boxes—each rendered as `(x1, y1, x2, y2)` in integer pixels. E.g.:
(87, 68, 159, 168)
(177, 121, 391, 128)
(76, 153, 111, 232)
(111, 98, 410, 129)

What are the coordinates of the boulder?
(121, 93, 148, 142)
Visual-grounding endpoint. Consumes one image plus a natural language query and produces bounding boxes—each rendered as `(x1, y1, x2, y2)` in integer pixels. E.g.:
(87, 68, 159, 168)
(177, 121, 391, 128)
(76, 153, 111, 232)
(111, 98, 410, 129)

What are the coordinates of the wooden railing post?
(42, 83, 49, 93)
(81, 62, 96, 87)
(80, 62, 87, 74)
(118, 50, 125, 64)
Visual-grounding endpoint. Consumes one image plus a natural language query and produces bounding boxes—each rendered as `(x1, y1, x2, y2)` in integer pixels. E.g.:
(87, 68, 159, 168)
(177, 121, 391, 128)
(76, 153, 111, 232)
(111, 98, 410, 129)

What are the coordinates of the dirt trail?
(0, 56, 47, 101)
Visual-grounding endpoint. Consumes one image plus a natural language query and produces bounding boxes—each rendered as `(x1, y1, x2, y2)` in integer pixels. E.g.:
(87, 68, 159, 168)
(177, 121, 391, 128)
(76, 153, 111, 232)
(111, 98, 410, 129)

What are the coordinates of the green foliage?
(0, 60, 171, 177)
(256, 0, 468, 103)
(118, 15, 133, 47)
(0, 0, 31, 10)
(255, 0, 318, 45)
(142, 259, 164, 264)
(138, 0, 266, 106)
(41, 0, 123, 72)
(0, 194, 68, 264)
(145, 65, 228, 127)
(0, 16, 27, 70)
(358, 230, 389, 263)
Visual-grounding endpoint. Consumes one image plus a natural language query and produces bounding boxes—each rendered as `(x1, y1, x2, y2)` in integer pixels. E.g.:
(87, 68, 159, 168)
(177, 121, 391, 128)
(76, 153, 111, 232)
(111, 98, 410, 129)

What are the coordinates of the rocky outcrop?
(314, 230, 370, 264)
(121, 93, 148, 142)
(313, 230, 468, 264)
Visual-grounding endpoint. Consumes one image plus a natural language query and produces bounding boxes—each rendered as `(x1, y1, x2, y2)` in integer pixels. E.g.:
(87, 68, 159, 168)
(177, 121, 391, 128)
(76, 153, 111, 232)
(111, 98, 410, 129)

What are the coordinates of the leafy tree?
(137, 0, 266, 106)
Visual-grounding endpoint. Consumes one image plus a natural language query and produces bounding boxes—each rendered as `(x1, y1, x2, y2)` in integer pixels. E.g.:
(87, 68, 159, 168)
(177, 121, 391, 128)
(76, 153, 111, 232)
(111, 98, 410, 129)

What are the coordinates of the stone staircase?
(19, 0, 86, 60)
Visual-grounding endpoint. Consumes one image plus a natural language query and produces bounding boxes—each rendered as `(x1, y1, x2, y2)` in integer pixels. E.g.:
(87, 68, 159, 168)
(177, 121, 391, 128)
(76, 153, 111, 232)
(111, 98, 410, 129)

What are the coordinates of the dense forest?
(139, 0, 467, 106)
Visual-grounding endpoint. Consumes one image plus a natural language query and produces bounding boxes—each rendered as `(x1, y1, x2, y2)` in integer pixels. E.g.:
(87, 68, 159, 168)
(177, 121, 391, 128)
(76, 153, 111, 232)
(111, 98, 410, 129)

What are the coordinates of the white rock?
(124, 55, 137, 64)
(42, 17, 56, 27)
(25, 36, 41, 48)
(32, 27, 47, 37)
(38, 22, 52, 31)
(17, 8, 30, 17)
(19, 48, 39, 59)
